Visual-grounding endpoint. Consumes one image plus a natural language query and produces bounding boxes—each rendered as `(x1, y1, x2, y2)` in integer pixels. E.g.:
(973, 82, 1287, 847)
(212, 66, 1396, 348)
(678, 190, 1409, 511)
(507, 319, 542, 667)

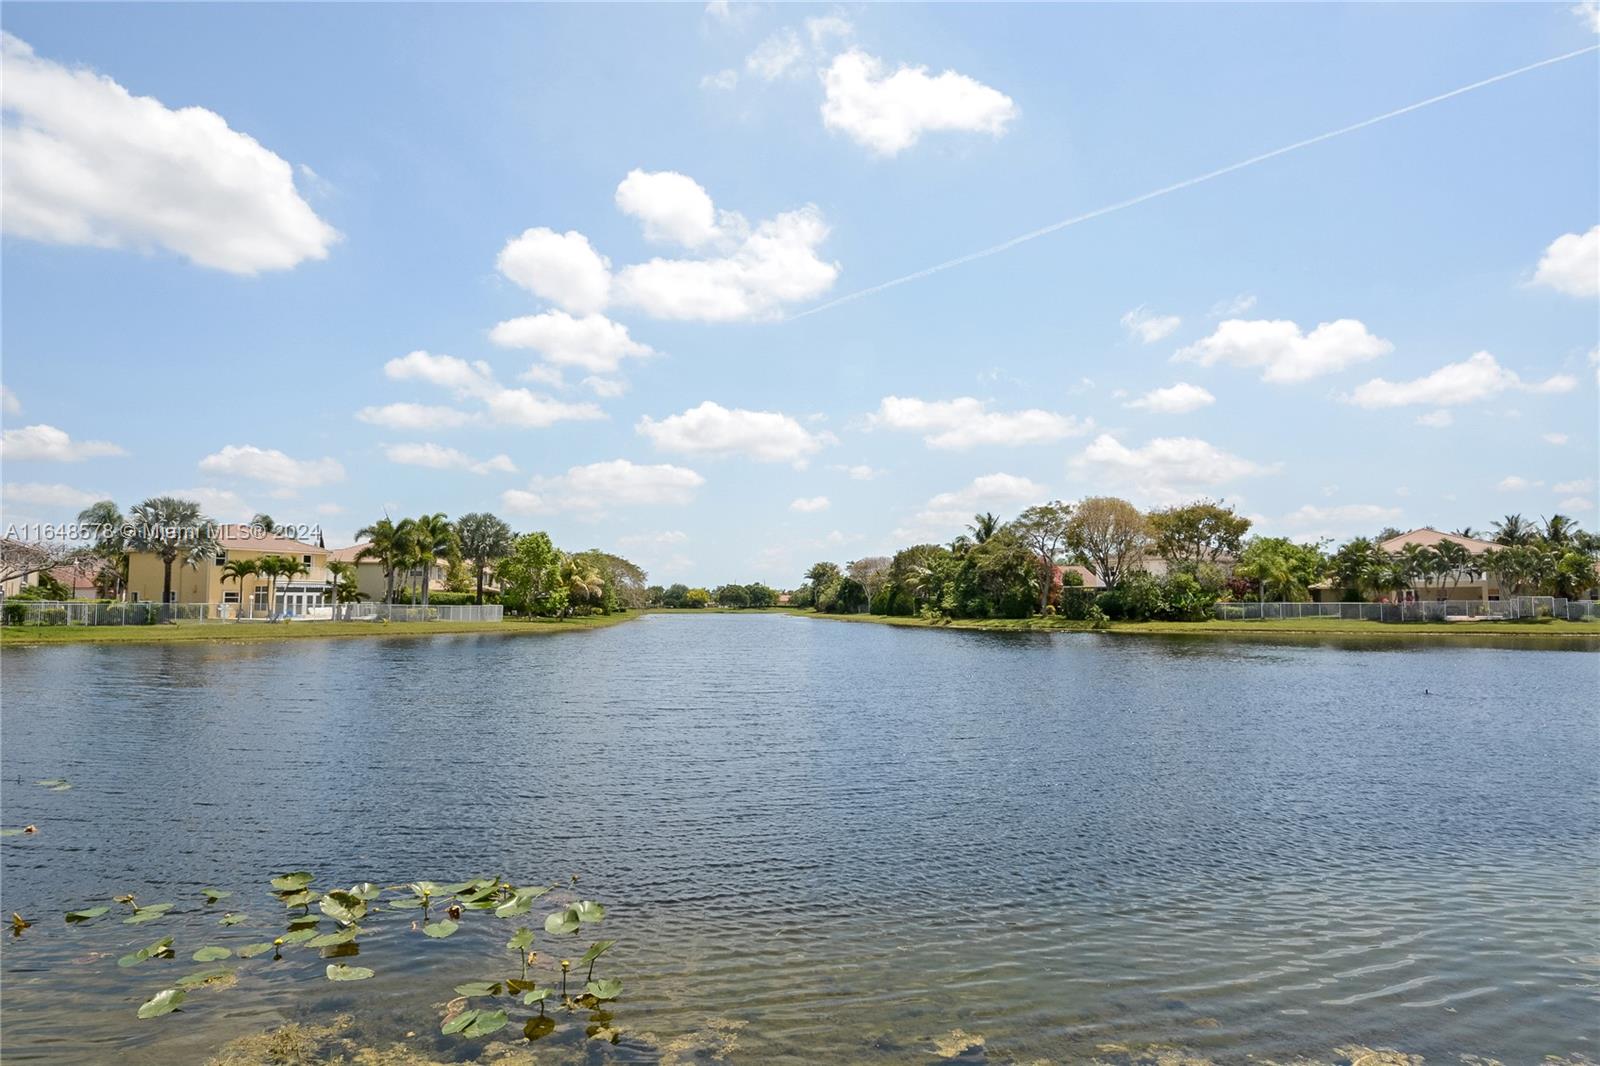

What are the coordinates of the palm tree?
(1396, 543, 1430, 601)
(1451, 526, 1481, 540)
(326, 560, 363, 619)
(401, 513, 458, 607)
(562, 555, 605, 615)
(1432, 539, 1475, 599)
(251, 513, 282, 534)
(967, 512, 1000, 545)
(76, 500, 129, 599)
(1541, 514, 1578, 547)
(125, 496, 219, 616)
(454, 512, 513, 605)
(220, 558, 260, 619)
(1493, 514, 1535, 547)
(355, 517, 404, 604)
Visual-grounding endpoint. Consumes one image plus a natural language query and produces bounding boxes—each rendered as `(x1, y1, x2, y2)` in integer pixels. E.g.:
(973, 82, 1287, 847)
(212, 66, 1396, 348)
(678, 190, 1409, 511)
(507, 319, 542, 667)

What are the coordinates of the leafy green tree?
(1066, 497, 1150, 588)
(355, 517, 405, 603)
(1553, 550, 1599, 599)
(846, 556, 892, 613)
(805, 561, 842, 610)
(645, 585, 666, 606)
(967, 512, 1000, 545)
(1329, 537, 1382, 600)
(251, 513, 281, 534)
(684, 587, 710, 608)
(561, 555, 605, 615)
(743, 583, 778, 608)
(327, 560, 364, 617)
(400, 513, 458, 607)
(454, 513, 513, 605)
(76, 499, 129, 598)
(497, 532, 567, 616)
(1147, 500, 1251, 569)
(1235, 537, 1327, 602)
(1493, 514, 1536, 547)
(1541, 513, 1578, 547)
(126, 496, 219, 612)
(713, 584, 749, 607)
(254, 554, 307, 617)
(1010, 501, 1074, 613)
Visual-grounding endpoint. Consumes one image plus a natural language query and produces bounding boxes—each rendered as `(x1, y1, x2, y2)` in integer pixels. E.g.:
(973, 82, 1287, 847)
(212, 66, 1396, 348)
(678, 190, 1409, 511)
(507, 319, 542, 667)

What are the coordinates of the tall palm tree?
(1493, 514, 1535, 547)
(220, 558, 260, 619)
(76, 500, 128, 599)
(454, 512, 513, 605)
(562, 555, 605, 615)
(125, 496, 218, 616)
(326, 560, 362, 619)
(251, 513, 282, 534)
(1541, 514, 1578, 547)
(967, 513, 1000, 545)
(1451, 526, 1481, 540)
(401, 513, 458, 607)
(1432, 539, 1475, 598)
(256, 555, 308, 617)
(355, 517, 404, 604)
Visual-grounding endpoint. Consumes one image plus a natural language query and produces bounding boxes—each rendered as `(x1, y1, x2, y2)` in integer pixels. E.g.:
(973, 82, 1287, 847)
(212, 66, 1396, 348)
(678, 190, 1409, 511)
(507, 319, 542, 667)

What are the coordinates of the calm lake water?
(1, 614, 1597, 1064)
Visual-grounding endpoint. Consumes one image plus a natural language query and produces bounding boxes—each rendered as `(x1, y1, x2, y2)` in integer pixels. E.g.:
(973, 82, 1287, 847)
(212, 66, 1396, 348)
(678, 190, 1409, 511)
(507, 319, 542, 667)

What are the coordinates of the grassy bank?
(0, 611, 639, 647)
(805, 612, 1600, 641)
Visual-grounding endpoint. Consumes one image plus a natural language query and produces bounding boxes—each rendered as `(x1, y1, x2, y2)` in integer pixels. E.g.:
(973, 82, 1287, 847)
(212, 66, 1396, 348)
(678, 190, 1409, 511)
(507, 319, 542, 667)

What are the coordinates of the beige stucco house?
(126, 525, 330, 616)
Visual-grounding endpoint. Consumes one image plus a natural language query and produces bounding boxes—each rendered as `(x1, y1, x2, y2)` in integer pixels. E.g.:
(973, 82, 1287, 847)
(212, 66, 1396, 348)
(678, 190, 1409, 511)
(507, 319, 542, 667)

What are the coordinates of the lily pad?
(192, 946, 231, 962)
(523, 1016, 556, 1040)
(279, 928, 319, 945)
(319, 891, 367, 926)
(65, 906, 111, 923)
(202, 889, 232, 903)
(573, 900, 606, 924)
(441, 1007, 508, 1038)
(585, 978, 623, 1001)
(36, 778, 71, 792)
(270, 871, 314, 892)
(237, 942, 276, 959)
(123, 903, 175, 925)
(507, 927, 534, 952)
(522, 987, 552, 1005)
(218, 913, 248, 926)
(543, 908, 579, 935)
(308, 926, 358, 948)
(453, 981, 502, 997)
(176, 967, 235, 988)
(325, 963, 374, 981)
(137, 988, 185, 1019)
(579, 939, 615, 967)
(347, 882, 381, 901)
(388, 897, 426, 909)
(117, 936, 174, 967)
(280, 889, 317, 908)
(422, 919, 458, 939)
(286, 914, 320, 929)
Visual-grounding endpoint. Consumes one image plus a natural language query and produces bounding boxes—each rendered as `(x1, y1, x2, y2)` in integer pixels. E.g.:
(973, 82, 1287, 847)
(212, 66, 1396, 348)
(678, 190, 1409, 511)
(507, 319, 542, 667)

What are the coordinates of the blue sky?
(2, 2, 1596, 587)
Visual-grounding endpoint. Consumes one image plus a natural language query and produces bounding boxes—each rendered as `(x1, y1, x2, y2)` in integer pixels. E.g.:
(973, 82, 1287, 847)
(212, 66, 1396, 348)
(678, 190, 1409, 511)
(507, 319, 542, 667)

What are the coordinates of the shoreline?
(0, 611, 640, 647)
(800, 611, 1600, 642)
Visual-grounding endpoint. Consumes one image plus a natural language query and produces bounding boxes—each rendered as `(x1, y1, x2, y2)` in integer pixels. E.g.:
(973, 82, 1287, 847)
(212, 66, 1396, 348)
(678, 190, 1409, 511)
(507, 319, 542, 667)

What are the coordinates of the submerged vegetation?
(10, 869, 625, 1049)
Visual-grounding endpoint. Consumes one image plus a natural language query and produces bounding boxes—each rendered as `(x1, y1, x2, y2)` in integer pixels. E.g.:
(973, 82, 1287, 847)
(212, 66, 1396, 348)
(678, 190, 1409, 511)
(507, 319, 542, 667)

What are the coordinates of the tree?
(126, 496, 219, 614)
(886, 544, 951, 615)
(1553, 550, 1599, 599)
(75, 500, 128, 598)
(684, 587, 710, 608)
(1432, 539, 1476, 598)
(327, 560, 364, 618)
(355, 518, 404, 604)
(454, 512, 513, 605)
(1235, 537, 1327, 602)
(1148, 500, 1251, 569)
(967, 512, 1001, 545)
(1066, 497, 1150, 588)
(1493, 514, 1536, 547)
(254, 555, 306, 617)
(400, 513, 458, 607)
(1329, 537, 1383, 600)
(846, 556, 893, 613)
(220, 558, 260, 618)
(251, 513, 282, 534)
(743, 583, 778, 608)
(1541, 514, 1579, 547)
(714, 583, 750, 607)
(805, 561, 842, 610)
(578, 551, 648, 610)
(0, 538, 72, 590)
(561, 555, 605, 615)
(1010, 501, 1074, 613)
(496, 532, 566, 616)
(660, 583, 689, 608)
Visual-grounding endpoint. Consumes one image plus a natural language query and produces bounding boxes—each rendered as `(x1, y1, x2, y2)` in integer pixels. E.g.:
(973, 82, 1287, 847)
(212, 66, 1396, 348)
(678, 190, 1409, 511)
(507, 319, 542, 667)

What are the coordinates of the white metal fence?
(1, 600, 502, 626)
(1215, 597, 1598, 623)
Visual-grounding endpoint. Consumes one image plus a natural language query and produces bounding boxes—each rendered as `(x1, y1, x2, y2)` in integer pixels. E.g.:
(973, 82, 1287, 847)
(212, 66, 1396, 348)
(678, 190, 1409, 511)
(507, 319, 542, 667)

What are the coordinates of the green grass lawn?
(806, 612, 1600, 640)
(0, 612, 639, 646)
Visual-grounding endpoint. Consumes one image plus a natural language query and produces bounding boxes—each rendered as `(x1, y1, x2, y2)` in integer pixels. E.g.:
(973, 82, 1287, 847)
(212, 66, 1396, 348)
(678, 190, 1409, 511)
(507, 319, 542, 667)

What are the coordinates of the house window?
(130, 591, 140, 603)
(214, 551, 228, 565)
(165, 591, 178, 603)
(253, 587, 269, 611)
(303, 554, 312, 566)
(223, 591, 240, 604)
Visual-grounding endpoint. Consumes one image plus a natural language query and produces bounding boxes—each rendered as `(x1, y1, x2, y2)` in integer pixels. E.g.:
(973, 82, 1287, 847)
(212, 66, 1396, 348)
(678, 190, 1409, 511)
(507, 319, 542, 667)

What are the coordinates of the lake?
(1, 613, 1596, 1064)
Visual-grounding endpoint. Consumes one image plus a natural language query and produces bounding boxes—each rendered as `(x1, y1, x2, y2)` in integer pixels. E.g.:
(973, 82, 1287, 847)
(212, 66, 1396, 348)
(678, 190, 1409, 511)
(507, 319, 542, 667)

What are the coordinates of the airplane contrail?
(787, 44, 1600, 321)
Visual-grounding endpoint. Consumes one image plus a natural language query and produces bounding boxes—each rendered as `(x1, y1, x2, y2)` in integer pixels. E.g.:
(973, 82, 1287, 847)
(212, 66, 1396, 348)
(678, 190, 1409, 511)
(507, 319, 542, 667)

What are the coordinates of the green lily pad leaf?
(279, 928, 319, 945)
(462, 898, 497, 911)
(445, 1007, 509, 1038)
(319, 891, 367, 926)
(218, 913, 248, 926)
(573, 900, 606, 924)
(286, 914, 320, 929)
(192, 946, 231, 962)
(579, 939, 615, 966)
(308, 926, 358, 948)
(137, 988, 185, 1019)
(585, 978, 622, 1001)
(0, 828, 29, 836)
(522, 987, 552, 1005)
(422, 918, 459, 938)
(123, 903, 175, 925)
(523, 1015, 556, 1040)
(543, 908, 579, 935)
(453, 981, 502, 997)
(280, 889, 317, 908)
(506, 978, 536, 993)
(347, 882, 381, 901)
(202, 888, 232, 903)
(494, 886, 549, 918)
(388, 897, 425, 909)
(270, 871, 314, 892)
(326, 963, 374, 981)
(117, 936, 174, 967)
(507, 927, 534, 951)
(176, 967, 234, 988)
(237, 942, 276, 959)
(36, 779, 72, 792)
(65, 906, 110, 922)
(410, 880, 443, 896)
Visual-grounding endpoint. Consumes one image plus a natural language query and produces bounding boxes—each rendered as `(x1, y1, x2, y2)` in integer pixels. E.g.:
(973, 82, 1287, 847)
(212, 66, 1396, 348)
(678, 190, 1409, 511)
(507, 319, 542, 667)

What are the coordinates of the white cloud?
(502, 459, 705, 514)
(498, 173, 838, 323)
(1496, 475, 1540, 491)
(790, 496, 831, 513)
(1, 386, 19, 414)
(895, 472, 1045, 541)
(1070, 433, 1277, 505)
(1174, 318, 1392, 383)
(1578, 1, 1600, 31)
(356, 402, 472, 431)
(831, 463, 884, 480)
(382, 350, 605, 429)
(1346, 351, 1577, 408)
(583, 376, 628, 398)
(820, 49, 1018, 156)
(747, 28, 807, 81)
(871, 396, 1091, 449)
(382, 443, 516, 475)
(162, 486, 253, 520)
(1, 481, 106, 509)
(1121, 307, 1182, 344)
(1, 423, 125, 462)
(316, 503, 344, 516)
(1543, 433, 1570, 445)
(489, 310, 655, 373)
(617, 530, 688, 547)
(637, 401, 830, 464)
(495, 228, 612, 314)
(1209, 293, 1257, 317)
(701, 68, 739, 91)
(1276, 502, 1403, 540)
(1415, 409, 1454, 428)
(198, 444, 344, 488)
(1125, 382, 1214, 415)
(1532, 225, 1599, 297)
(1, 33, 337, 275)
(1559, 496, 1595, 512)
(1554, 479, 1595, 494)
